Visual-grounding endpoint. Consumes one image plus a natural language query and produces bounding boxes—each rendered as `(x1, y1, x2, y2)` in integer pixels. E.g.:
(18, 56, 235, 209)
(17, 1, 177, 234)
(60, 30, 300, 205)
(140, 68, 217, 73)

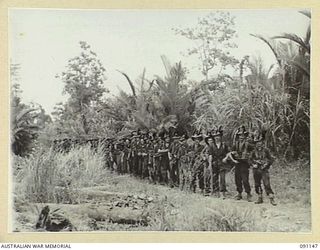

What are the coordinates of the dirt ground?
(12, 167, 311, 232)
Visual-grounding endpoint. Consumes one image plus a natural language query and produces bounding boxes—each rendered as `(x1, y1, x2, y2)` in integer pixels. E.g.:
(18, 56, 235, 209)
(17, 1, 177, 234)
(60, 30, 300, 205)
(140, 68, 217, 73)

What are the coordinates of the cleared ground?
(13, 159, 311, 232)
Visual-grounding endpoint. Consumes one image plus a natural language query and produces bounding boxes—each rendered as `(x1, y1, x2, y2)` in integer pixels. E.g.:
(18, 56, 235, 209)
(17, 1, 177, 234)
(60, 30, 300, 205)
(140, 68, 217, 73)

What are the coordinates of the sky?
(9, 9, 310, 114)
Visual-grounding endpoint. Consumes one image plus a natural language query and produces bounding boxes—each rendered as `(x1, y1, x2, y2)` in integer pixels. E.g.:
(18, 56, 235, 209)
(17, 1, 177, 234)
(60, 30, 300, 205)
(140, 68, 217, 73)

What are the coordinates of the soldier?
(113, 139, 123, 173)
(190, 133, 205, 194)
(122, 137, 131, 174)
(178, 135, 189, 191)
(204, 134, 214, 196)
(157, 134, 170, 184)
(108, 139, 115, 172)
(228, 126, 253, 202)
(250, 132, 277, 206)
(212, 126, 229, 199)
(147, 135, 157, 183)
(130, 134, 139, 176)
(169, 133, 180, 187)
(154, 137, 163, 183)
(104, 138, 112, 169)
(140, 136, 149, 179)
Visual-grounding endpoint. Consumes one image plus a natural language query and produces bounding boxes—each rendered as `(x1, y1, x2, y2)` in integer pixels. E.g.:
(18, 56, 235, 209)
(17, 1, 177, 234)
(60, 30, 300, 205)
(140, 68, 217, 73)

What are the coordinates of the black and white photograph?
(9, 8, 311, 232)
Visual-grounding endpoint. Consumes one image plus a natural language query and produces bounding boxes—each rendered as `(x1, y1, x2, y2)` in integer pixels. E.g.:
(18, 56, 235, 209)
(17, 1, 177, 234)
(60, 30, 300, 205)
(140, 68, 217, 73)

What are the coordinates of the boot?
(221, 191, 227, 200)
(246, 193, 253, 202)
(269, 194, 277, 206)
(235, 193, 242, 200)
(255, 194, 263, 204)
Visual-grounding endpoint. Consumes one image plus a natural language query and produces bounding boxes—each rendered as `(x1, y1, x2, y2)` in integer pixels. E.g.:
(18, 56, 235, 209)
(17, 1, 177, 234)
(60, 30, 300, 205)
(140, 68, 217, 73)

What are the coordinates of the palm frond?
(117, 70, 136, 97)
(272, 33, 310, 54)
(299, 10, 311, 19)
(250, 34, 282, 66)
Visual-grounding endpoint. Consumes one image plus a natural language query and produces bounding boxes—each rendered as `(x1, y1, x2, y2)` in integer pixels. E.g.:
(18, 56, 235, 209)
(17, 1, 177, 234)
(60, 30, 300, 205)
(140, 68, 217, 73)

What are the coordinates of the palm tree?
(154, 56, 195, 135)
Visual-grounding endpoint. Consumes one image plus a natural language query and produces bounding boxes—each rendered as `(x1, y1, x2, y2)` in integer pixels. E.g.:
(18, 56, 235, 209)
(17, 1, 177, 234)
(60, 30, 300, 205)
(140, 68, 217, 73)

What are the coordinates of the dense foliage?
(10, 11, 310, 160)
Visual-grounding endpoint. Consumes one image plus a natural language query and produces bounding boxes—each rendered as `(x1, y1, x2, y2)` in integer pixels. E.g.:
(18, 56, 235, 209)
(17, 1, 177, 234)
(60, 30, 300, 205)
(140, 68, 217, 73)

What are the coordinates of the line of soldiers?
(52, 125, 277, 206)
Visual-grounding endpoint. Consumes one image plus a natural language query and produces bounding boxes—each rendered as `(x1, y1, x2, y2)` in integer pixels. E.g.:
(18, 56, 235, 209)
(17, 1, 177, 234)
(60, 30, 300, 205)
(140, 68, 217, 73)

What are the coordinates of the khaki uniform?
(190, 142, 205, 193)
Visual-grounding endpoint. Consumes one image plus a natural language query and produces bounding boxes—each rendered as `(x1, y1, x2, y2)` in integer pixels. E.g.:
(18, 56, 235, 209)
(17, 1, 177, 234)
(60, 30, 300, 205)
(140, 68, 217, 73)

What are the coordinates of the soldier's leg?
(175, 160, 180, 186)
(164, 157, 170, 184)
(124, 157, 128, 173)
(168, 160, 174, 187)
(148, 163, 153, 182)
(125, 158, 128, 173)
(262, 170, 276, 205)
(118, 156, 122, 174)
(190, 165, 197, 193)
(253, 169, 263, 204)
(156, 157, 162, 183)
(240, 164, 250, 193)
(197, 163, 204, 193)
(133, 156, 137, 176)
(234, 166, 243, 198)
(219, 169, 227, 193)
(253, 169, 262, 195)
(203, 166, 211, 196)
(179, 164, 185, 190)
(212, 166, 220, 194)
(112, 155, 117, 172)
(144, 157, 149, 178)
(240, 163, 252, 202)
(141, 158, 145, 178)
(262, 170, 274, 195)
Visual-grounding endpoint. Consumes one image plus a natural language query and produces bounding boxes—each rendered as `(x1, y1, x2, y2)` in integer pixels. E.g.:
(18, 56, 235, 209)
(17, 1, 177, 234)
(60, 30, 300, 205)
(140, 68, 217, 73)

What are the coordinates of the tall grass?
(13, 145, 107, 205)
(148, 198, 263, 231)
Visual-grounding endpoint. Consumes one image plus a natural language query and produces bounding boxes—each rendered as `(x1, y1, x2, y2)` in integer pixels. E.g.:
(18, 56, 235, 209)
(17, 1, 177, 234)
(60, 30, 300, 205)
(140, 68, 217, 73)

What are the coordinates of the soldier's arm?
(263, 148, 273, 169)
(248, 150, 255, 166)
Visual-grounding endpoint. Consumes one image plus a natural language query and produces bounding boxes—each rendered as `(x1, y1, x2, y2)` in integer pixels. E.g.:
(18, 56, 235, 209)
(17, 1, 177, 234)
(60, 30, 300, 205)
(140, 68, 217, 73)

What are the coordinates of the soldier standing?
(229, 126, 253, 202)
(147, 135, 156, 183)
(190, 133, 205, 194)
(250, 132, 277, 206)
(123, 137, 131, 174)
(108, 139, 115, 172)
(169, 133, 180, 187)
(157, 135, 170, 184)
(113, 139, 123, 173)
(212, 127, 229, 199)
(178, 135, 189, 191)
(204, 134, 214, 196)
(133, 135, 140, 176)
(141, 136, 149, 179)
(154, 137, 162, 183)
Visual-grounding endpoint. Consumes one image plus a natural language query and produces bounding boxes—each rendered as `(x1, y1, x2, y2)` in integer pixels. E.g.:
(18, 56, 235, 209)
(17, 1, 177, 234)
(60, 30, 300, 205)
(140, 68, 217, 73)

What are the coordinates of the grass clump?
(13, 145, 107, 204)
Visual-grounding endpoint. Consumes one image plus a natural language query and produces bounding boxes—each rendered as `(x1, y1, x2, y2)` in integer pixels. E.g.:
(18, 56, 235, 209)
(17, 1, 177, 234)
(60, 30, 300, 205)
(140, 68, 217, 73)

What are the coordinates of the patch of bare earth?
(13, 170, 311, 232)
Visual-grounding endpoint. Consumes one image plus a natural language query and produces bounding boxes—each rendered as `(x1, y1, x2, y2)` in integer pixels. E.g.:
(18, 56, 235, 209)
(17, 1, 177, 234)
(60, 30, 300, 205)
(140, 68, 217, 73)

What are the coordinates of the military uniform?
(113, 141, 123, 173)
(169, 136, 180, 187)
(122, 139, 131, 174)
(190, 135, 205, 193)
(157, 138, 170, 184)
(140, 139, 149, 179)
(130, 137, 139, 176)
(154, 139, 162, 183)
(250, 136, 276, 205)
(177, 137, 189, 191)
(204, 143, 213, 196)
(231, 126, 252, 201)
(107, 142, 115, 171)
(147, 139, 157, 183)
(212, 142, 229, 195)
